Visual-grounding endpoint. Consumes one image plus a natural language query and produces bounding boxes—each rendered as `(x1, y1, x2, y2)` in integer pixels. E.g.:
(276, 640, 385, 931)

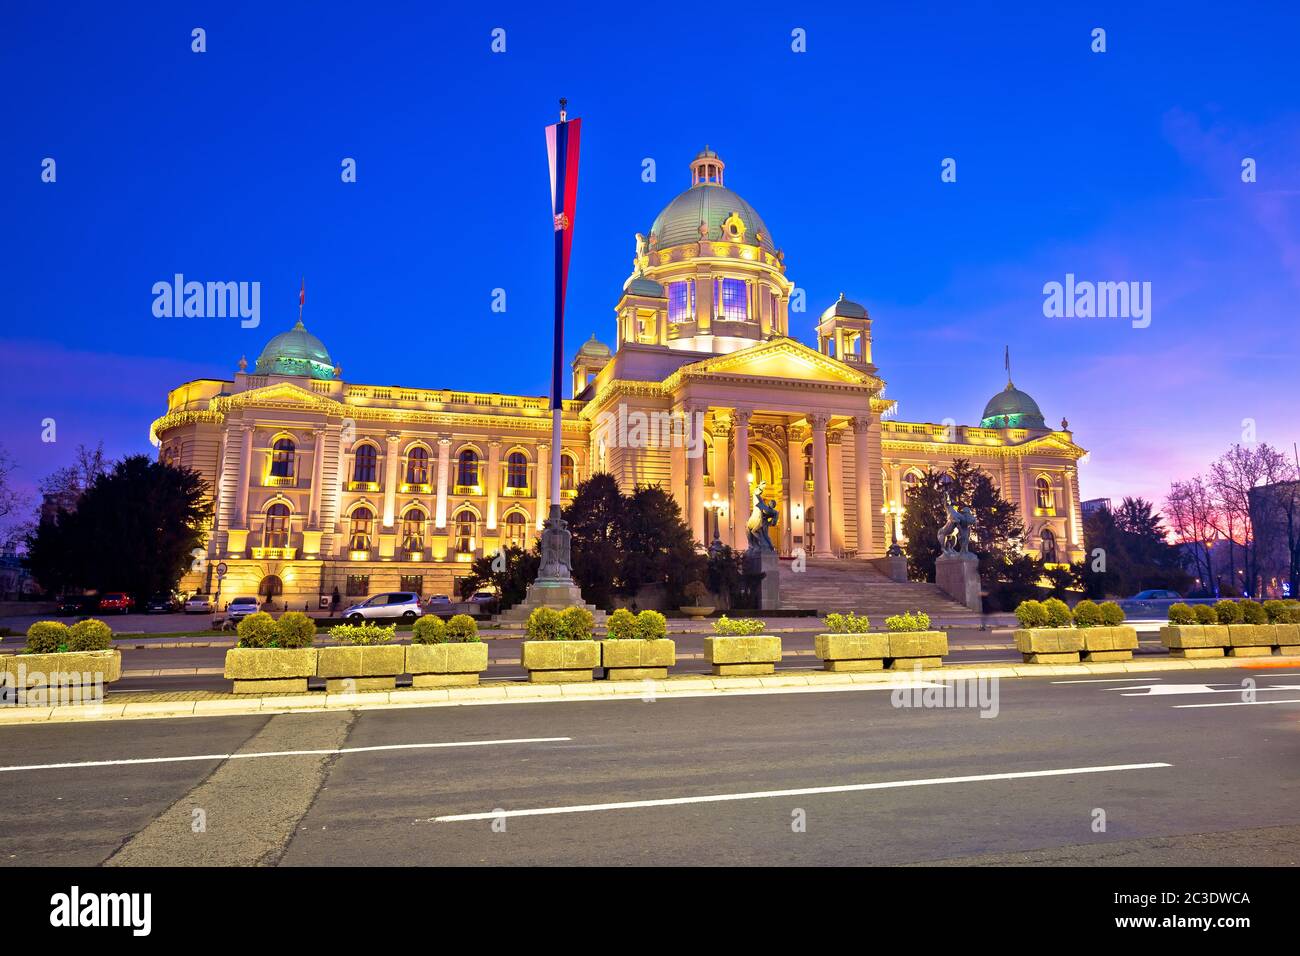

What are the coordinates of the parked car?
(184, 594, 213, 614)
(144, 593, 180, 614)
(57, 595, 97, 617)
(468, 591, 497, 605)
(225, 596, 262, 623)
(425, 594, 453, 611)
(341, 592, 422, 622)
(1131, 589, 1183, 600)
(98, 592, 134, 614)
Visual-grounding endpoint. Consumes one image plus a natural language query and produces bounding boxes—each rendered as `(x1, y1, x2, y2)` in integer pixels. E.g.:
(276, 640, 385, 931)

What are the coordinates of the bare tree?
(1208, 443, 1289, 597)
(1166, 475, 1219, 595)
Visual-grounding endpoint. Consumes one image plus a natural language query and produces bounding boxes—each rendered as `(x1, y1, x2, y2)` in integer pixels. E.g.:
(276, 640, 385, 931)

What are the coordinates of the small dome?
(625, 275, 665, 297)
(820, 292, 868, 321)
(579, 333, 611, 358)
(254, 319, 335, 380)
(980, 383, 1046, 429)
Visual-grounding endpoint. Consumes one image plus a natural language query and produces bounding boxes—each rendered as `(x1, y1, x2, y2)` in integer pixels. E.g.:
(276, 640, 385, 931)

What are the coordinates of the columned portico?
(809, 413, 833, 557)
(731, 408, 751, 549)
(852, 416, 873, 556)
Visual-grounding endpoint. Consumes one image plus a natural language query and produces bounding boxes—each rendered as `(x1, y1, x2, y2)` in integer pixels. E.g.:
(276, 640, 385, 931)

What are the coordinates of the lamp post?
(881, 499, 904, 556)
(703, 493, 727, 554)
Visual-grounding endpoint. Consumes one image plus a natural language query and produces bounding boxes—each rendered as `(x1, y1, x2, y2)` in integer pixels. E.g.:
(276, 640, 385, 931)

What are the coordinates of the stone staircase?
(778, 557, 983, 624)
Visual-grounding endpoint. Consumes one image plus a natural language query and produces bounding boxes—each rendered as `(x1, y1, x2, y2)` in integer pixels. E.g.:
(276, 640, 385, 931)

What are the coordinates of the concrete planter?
(3, 649, 122, 693)
(224, 648, 318, 694)
(405, 642, 489, 687)
(886, 631, 949, 670)
(1227, 623, 1277, 656)
(600, 639, 675, 680)
(316, 644, 405, 693)
(703, 635, 782, 676)
(1013, 628, 1085, 664)
(1078, 625, 1139, 662)
(814, 633, 889, 672)
(680, 606, 715, 621)
(1158, 624, 1229, 658)
(520, 640, 600, 683)
(1274, 622, 1300, 655)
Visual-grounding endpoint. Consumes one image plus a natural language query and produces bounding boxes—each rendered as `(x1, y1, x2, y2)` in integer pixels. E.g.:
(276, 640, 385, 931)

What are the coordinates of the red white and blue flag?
(545, 111, 581, 409)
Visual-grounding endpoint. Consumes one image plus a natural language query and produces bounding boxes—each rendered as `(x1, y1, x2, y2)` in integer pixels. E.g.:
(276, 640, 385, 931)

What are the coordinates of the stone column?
(382, 432, 401, 528)
(308, 427, 325, 528)
(233, 424, 253, 528)
(713, 416, 731, 544)
(687, 430, 705, 544)
(828, 431, 845, 553)
(486, 440, 501, 530)
(434, 437, 451, 529)
(696, 270, 714, 334)
(534, 442, 549, 530)
(670, 405, 688, 509)
(810, 413, 833, 557)
(732, 409, 751, 550)
(852, 416, 874, 556)
(784, 427, 804, 554)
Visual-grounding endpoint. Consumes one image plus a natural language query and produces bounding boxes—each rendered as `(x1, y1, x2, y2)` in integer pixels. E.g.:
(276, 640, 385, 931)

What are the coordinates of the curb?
(2, 654, 1296, 727)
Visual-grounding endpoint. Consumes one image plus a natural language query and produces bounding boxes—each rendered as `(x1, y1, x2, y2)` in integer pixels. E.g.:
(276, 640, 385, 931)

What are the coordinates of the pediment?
(667, 338, 881, 389)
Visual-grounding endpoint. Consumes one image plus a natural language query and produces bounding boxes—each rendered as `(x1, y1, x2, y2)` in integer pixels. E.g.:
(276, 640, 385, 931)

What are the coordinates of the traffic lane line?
(428, 762, 1173, 822)
(0, 736, 572, 773)
(1173, 698, 1300, 709)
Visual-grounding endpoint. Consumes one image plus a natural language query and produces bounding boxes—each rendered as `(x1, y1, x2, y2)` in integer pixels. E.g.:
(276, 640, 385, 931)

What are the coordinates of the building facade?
(154, 148, 1087, 605)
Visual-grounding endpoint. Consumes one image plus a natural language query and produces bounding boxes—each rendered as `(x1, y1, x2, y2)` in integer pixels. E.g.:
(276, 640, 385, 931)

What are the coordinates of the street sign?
(216, 562, 228, 578)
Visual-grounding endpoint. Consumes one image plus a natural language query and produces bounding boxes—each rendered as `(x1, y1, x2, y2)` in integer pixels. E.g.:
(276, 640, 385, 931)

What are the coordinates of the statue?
(746, 481, 779, 552)
(938, 491, 976, 555)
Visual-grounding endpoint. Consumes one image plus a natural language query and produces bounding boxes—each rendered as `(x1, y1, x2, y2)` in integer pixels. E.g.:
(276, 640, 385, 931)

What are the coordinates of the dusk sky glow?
(3, 1, 1298, 513)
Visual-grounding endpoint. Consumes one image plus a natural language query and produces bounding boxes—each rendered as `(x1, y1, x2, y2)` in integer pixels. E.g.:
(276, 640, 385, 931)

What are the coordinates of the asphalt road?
(1, 666, 1297, 866)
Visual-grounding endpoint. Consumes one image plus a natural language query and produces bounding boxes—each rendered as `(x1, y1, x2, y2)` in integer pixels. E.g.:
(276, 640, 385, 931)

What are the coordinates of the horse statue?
(937, 491, 976, 555)
(746, 481, 779, 552)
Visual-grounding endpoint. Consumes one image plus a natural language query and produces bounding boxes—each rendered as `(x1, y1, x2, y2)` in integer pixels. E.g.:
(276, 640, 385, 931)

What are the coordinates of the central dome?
(648, 148, 775, 253)
(980, 383, 1046, 429)
(254, 319, 335, 380)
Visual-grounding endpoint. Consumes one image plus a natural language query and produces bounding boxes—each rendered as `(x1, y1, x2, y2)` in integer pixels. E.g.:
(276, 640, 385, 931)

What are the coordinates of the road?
(1, 666, 1296, 865)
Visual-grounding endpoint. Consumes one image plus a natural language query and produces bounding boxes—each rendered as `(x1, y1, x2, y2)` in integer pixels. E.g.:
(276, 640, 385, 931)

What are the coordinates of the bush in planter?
(445, 614, 479, 643)
(560, 606, 595, 641)
(825, 612, 872, 634)
(235, 611, 278, 648)
(1043, 598, 1072, 628)
(1168, 603, 1195, 625)
(1286, 604, 1300, 624)
(67, 618, 113, 652)
(275, 611, 316, 649)
(1099, 601, 1125, 626)
(1263, 600, 1289, 624)
(26, 621, 70, 654)
(1072, 600, 1103, 628)
(1215, 599, 1243, 624)
(885, 611, 931, 632)
(412, 614, 448, 644)
(1193, 604, 1218, 624)
(633, 609, 667, 641)
(327, 622, 396, 645)
(712, 615, 765, 636)
(605, 608, 637, 640)
(525, 607, 564, 641)
(1240, 600, 1267, 625)
(1014, 600, 1049, 628)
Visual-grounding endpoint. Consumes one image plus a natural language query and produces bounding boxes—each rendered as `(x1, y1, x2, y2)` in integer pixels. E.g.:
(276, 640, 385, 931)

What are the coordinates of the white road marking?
(1115, 683, 1300, 697)
(430, 762, 1173, 823)
(1052, 678, 1163, 684)
(0, 736, 572, 773)
(1173, 698, 1300, 709)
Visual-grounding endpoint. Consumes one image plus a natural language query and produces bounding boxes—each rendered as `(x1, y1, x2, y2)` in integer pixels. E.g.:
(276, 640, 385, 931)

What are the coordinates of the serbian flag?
(545, 113, 581, 409)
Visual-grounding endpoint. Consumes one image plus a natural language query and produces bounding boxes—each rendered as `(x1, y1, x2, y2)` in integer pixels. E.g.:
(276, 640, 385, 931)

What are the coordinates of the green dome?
(254, 319, 335, 380)
(649, 183, 774, 252)
(980, 383, 1046, 429)
(625, 275, 665, 297)
(578, 333, 611, 358)
(820, 292, 868, 321)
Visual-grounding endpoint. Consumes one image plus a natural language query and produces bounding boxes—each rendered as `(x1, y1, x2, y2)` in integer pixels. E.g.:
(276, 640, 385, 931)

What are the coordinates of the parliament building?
(154, 148, 1087, 605)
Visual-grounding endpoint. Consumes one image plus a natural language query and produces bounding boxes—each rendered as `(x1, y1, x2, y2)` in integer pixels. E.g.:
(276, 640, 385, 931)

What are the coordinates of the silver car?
(342, 592, 422, 622)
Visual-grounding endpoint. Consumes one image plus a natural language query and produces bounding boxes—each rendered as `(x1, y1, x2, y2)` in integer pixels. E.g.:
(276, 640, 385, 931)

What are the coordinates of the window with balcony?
(263, 503, 290, 549)
(1036, 476, 1054, 513)
(406, 447, 429, 485)
(506, 451, 528, 491)
(560, 453, 576, 491)
(353, 444, 377, 484)
(457, 449, 480, 489)
(349, 507, 374, 552)
(504, 511, 528, 549)
(401, 509, 426, 553)
(454, 510, 477, 555)
(717, 277, 748, 322)
(270, 438, 295, 480)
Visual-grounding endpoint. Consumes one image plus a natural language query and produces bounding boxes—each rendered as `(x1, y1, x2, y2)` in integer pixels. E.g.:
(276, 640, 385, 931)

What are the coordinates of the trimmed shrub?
(1240, 600, 1268, 625)
(526, 607, 565, 641)
(26, 621, 70, 654)
(275, 612, 316, 649)
(1099, 601, 1125, 626)
(1263, 600, 1289, 624)
(712, 615, 765, 636)
(825, 612, 872, 634)
(67, 618, 113, 652)
(327, 622, 396, 646)
(1072, 600, 1103, 628)
(1043, 598, 1072, 628)
(412, 614, 447, 644)
(605, 608, 638, 641)
(634, 610, 668, 641)
(236, 611, 278, 648)
(560, 606, 595, 641)
(1015, 600, 1049, 628)
(1286, 603, 1300, 625)
(885, 611, 932, 632)
(1215, 599, 1243, 625)
(445, 614, 479, 643)
(1167, 603, 1195, 625)
(1193, 604, 1218, 625)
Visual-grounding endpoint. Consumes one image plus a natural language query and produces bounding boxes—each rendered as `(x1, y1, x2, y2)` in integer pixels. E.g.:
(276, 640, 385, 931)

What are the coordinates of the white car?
(425, 595, 453, 611)
(342, 592, 422, 622)
(226, 596, 261, 621)
(184, 595, 213, 614)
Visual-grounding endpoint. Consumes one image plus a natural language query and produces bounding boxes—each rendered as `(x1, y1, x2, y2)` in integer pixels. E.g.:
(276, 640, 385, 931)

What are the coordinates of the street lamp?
(881, 499, 904, 556)
(703, 493, 727, 553)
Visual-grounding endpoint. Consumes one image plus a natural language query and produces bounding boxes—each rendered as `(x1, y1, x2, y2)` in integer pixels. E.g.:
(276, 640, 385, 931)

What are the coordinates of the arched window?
(560, 453, 576, 491)
(504, 511, 528, 549)
(506, 451, 528, 490)
(406, 447, 429, 485)
(803, 444, 814, 484)
(457, 449, 480, 488)
(353, 444, 377, 484)
(349, 507, 374, 552)
(402, 508, 426, 552)
(902, 470, 921, 506)
(1041, 528, 1058, 563)
(263, 503, 290, 548)
(270, 438, 295, 479)
(1036, 476, 1053, 510)
(454, 510, 477, 555)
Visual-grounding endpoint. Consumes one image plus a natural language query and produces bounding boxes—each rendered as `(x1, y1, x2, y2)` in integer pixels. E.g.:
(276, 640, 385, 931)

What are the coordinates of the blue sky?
(2, 1, 1298, 515)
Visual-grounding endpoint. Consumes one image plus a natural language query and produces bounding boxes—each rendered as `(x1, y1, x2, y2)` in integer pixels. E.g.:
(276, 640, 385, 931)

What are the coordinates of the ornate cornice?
(151, 409, 225, 444)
